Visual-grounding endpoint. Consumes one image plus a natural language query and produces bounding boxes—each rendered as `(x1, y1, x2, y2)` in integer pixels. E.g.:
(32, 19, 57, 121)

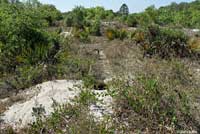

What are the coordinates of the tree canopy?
(119, 3, 129, 15)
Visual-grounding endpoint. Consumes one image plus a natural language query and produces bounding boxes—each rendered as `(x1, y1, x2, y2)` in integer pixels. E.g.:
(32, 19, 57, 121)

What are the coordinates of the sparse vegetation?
(108, 75, 197, 132)
(0, 0, 200, 134)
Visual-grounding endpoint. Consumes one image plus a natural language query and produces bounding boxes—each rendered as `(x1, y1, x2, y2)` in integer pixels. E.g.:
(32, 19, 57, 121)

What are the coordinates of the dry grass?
(1, 33, 200, 133)
(188, 37, 200, 52)
(9, 95, 25, 104)
(0, 102, 7, 114)
(105, 41, 130, 59)
(0, 94, 25, 115)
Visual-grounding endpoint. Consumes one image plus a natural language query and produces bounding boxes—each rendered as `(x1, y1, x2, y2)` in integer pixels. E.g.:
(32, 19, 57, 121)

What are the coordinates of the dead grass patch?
(0, 102, 7, 114)
(105, 41, 130, 59)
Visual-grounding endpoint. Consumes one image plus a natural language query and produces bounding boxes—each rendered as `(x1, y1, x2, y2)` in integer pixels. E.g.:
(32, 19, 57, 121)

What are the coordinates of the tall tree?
(119, 3, 129, 15)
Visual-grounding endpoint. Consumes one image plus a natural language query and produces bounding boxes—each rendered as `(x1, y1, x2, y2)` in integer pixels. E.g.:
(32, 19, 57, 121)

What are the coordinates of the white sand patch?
(0, 79, 114, 130)
(90, 90, 113, 120)
(1, 80, 82, 128)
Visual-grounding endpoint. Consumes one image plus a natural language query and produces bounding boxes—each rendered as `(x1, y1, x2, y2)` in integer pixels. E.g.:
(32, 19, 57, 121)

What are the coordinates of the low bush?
(77, 90, 97, 106)
(74, 29, 91, 43)
(12, 65, 44, 89)
(68, 6, 86, 29)
(137, 25, 190, 58)
(105, 28, 116, 40)
(64, 13, 73, 27)
(82, 75, 96, 88)
(116, 29, 128, 40)
(126, 14, 138, 27)
(131, 29, 146, 43)
(108, 75, 198, 132)
(106, 28, 128, 40)
(89, 18, 101, 36)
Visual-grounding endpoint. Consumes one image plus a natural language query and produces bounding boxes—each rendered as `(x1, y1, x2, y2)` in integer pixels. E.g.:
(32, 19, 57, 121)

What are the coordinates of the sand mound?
(1, 80, 82, 128)
(0, 79, 114, 129)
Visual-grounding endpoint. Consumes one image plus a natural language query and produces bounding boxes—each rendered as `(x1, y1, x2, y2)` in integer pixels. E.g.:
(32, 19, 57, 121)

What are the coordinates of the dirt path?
(92, 49, 113, 80)
(79, 42, 114, 81)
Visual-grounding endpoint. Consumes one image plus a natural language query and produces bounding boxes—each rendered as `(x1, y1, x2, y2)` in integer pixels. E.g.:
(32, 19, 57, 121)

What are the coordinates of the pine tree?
(119, 4, 129, 15)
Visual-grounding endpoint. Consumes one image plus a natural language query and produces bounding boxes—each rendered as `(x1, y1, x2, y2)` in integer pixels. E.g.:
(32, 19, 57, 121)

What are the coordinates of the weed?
(77, 90, 98, 106)
(82, 75, 96, 88)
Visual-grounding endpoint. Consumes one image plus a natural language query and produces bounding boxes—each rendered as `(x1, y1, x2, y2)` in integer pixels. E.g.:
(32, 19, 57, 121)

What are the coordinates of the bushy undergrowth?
(147, 25, 189, 58)
(131, 25, 200, 58)
(1, 1, 200, 134)
(0, 2, 96, 93)
(2, 72, 198, 134)
(0, 2, 64, 93)
(108, 74, 198, 133)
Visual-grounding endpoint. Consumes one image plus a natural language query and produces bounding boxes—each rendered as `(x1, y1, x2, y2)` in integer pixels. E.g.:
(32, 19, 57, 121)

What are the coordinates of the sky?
(38, 0, 194, 13)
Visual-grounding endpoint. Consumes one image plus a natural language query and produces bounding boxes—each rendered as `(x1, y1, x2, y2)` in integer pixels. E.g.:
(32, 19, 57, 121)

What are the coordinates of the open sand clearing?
(0, 80, 113, 129)
(1, 80, 82, 128)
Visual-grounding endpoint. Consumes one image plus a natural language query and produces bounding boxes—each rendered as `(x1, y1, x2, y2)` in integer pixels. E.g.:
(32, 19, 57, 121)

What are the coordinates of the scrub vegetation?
(0, 0, 200, 133)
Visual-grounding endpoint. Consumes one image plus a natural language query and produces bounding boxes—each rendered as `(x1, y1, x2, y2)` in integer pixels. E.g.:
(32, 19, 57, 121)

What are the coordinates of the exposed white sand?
(0, 79, 114, 129)
(1, 80, 82, 128)
(89, 90, 113, 120)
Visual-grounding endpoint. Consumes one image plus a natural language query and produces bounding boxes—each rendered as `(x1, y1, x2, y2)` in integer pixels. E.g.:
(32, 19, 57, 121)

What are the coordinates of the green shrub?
(74, 29, 90, 43)
(141, 25, 190, 58)
(65, 13, 73, 27)
(116, 29, 128, 40)
(71, 6, 86, 29)
(109, 75, 196, 132)
(79, 31, 91, 43)
(131, 29, 146, 43)
(0, 3, 60, 73)
(77, 90, 97, 106)
(126, 14, 138, 27)
(38, 4, 62, 26)
(89, 18, 101, 36)
(82, 75, 96, 88)
(10, 65, 44, 90)
(106, 28, 128, 40)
